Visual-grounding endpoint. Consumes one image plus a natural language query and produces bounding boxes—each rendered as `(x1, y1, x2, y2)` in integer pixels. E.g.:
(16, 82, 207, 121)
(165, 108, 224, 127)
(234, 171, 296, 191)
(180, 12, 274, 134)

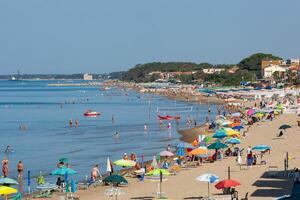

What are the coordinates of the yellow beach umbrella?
(224, 128, 240, 137)
(0, 186, 17, 200)
(0, 186, 17, 195)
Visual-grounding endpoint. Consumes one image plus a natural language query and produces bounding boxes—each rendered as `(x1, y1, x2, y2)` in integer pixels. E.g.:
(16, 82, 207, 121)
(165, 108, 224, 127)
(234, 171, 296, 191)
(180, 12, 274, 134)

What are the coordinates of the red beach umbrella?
(215, 179, 241, 189)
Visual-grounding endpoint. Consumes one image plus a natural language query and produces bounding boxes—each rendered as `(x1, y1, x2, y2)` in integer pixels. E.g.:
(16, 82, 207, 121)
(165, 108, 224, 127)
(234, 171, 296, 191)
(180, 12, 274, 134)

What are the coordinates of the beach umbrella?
(113, 159, 136, 167)
(196, 173, 219, 198)
(222, 121, 233, 126)
(225, 138, 241, 145)
(232, 126, 244, 130)
(159, 150, 174, 157)
(151, 156, 158, 168)
(212, 131, 228, 139)
(252, 145, 271, 152)
(106, 157, 112, 173)
(204, 136, 212, 143)
(231, 113, 241, 117)
(58, 158, 68, 163)
(0, 178, 18, 185)
(188, 147, 208, 156)
(51, 167, 77, 176)
(247, 109, 254, 116)
(208, 141, 228, 150)
(215, 179, 241, 189)
(0, 186, 18, 195)
(176, 142, 195, 149)
(103, 175, 128, 185)
(279, 125, 292, 130)
(147, 169, 170, 176)
(176, 147, 185, 157)
(223, 128, 240, 137)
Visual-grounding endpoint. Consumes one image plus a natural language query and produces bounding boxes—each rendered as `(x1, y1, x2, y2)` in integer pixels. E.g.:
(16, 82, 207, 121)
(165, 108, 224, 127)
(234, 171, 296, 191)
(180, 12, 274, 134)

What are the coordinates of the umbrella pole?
(208, 182, 210, 198)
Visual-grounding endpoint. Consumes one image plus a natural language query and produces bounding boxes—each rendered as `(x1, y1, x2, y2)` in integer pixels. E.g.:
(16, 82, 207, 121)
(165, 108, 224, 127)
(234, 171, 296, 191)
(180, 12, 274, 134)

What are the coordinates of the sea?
(0, 80, 216, 188)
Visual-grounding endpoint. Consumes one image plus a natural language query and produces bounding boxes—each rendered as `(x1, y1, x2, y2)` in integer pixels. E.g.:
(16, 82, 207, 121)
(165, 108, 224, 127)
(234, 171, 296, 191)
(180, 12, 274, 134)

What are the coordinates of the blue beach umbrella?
(196, 173, 219, 198)
(177, 142, 195, 149)
(207, 141, 228, 150)
(51, 167, 77, 176)
(212, 131, 228, 139)
(225, 138, 241, 145)
(232, 126, 244, 130)
(252, 145, 271, 151)
(231, 113, 241, 117)
(176, 147, 185, 157)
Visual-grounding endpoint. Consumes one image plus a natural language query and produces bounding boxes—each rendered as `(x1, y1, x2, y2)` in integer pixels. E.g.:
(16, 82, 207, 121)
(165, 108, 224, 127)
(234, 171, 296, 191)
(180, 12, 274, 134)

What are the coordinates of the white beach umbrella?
(106, 157, 112, 173)
(196, 173, 219, 198)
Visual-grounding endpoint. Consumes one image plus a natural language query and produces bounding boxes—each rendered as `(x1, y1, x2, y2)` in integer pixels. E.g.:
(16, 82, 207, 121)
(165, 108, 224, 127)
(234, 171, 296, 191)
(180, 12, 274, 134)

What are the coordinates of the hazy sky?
(0, 0, 300, 74)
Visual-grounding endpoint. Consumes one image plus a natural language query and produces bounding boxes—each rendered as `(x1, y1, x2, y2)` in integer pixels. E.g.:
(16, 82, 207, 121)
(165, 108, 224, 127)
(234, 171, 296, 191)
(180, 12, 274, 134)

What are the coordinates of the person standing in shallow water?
(69, 119, 73, 128)
(17, 161, 24, 179)
(75, 119, 79, 128)
(2, 159, 8, 177)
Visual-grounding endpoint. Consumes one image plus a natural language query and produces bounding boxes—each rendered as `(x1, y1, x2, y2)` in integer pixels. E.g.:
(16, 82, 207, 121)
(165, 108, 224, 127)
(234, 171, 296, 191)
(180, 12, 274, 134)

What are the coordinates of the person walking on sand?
(17, 161, 24, 179)
(91, 165, 101, 181)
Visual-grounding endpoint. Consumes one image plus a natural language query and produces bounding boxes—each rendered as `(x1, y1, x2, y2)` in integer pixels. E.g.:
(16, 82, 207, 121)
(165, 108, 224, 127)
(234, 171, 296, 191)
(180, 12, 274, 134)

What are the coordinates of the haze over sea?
(0, 80, 216, 183)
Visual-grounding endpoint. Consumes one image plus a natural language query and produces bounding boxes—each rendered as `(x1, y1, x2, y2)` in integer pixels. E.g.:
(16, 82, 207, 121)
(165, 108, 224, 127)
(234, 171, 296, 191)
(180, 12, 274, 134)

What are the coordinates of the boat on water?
(84, 110, 101, 117)
(10, 70, 22, 81)
(158, 115, 181, 120)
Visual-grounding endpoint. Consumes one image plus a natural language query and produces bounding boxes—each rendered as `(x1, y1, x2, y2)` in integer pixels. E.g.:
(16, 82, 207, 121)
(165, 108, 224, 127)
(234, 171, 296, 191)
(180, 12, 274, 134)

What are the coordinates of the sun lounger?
(266, 166, 279, 178)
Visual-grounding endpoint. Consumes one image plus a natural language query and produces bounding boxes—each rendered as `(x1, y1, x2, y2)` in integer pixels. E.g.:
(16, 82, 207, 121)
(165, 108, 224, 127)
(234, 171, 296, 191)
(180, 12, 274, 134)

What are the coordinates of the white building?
(287, 59, 300, 65)
(202, 68, 225, 74)
(261, 65, 287, 78)
(83, 73, 93, 80)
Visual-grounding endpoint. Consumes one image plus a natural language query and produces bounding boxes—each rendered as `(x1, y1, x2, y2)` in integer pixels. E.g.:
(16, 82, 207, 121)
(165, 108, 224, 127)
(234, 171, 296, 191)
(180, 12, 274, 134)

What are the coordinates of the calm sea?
(0, 80, 216, 185)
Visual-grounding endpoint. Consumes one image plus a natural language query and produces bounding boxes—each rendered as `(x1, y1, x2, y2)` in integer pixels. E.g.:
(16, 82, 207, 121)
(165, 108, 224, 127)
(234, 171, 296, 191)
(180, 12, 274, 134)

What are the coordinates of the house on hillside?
(202, 68, 225, 74)
(261, 59, 288, 78)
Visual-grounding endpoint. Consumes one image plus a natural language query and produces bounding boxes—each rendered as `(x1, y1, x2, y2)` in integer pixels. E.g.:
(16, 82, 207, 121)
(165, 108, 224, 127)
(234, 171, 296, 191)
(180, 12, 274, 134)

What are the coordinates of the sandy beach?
(61, 113, 299, 200)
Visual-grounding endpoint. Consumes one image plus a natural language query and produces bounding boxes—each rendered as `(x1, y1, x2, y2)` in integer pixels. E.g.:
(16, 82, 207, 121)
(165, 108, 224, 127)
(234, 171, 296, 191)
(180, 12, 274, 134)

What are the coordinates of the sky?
(0, 0, 300, 74)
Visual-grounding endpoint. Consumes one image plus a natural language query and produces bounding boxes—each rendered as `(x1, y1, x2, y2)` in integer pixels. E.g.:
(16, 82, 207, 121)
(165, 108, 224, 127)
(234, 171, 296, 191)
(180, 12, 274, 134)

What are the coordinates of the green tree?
(238, 53, 283, 77)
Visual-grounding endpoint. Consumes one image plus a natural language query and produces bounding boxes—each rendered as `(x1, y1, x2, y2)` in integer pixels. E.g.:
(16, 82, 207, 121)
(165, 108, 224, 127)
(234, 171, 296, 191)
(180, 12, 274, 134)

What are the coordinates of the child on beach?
(17, 161, 24, 179)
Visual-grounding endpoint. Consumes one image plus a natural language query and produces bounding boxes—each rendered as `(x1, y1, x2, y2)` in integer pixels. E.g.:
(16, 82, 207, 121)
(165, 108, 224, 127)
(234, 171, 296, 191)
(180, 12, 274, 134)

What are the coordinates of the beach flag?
(106, 157, 112, 173)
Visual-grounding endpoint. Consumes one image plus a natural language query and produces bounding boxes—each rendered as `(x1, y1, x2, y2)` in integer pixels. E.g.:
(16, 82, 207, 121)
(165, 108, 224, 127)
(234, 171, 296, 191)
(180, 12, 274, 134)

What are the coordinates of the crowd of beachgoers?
(1, 83, 300, 200)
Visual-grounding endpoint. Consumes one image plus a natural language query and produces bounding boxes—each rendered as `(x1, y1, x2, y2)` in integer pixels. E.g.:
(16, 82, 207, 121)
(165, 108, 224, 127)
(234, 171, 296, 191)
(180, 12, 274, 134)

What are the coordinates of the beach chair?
(11, 193, 22, 200)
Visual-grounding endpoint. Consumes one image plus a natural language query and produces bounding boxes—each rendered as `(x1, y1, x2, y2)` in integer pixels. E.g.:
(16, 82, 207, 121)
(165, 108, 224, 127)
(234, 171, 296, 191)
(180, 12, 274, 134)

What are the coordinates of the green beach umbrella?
(51, 167, 77, 176)
(207, 141, 228, 150)
(113, 159, 136, 167)
(0, 178, 18, 185)
(103, 175, 128, 184)
(279, 125, 292, 130)
(147, 169, 170, 176)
